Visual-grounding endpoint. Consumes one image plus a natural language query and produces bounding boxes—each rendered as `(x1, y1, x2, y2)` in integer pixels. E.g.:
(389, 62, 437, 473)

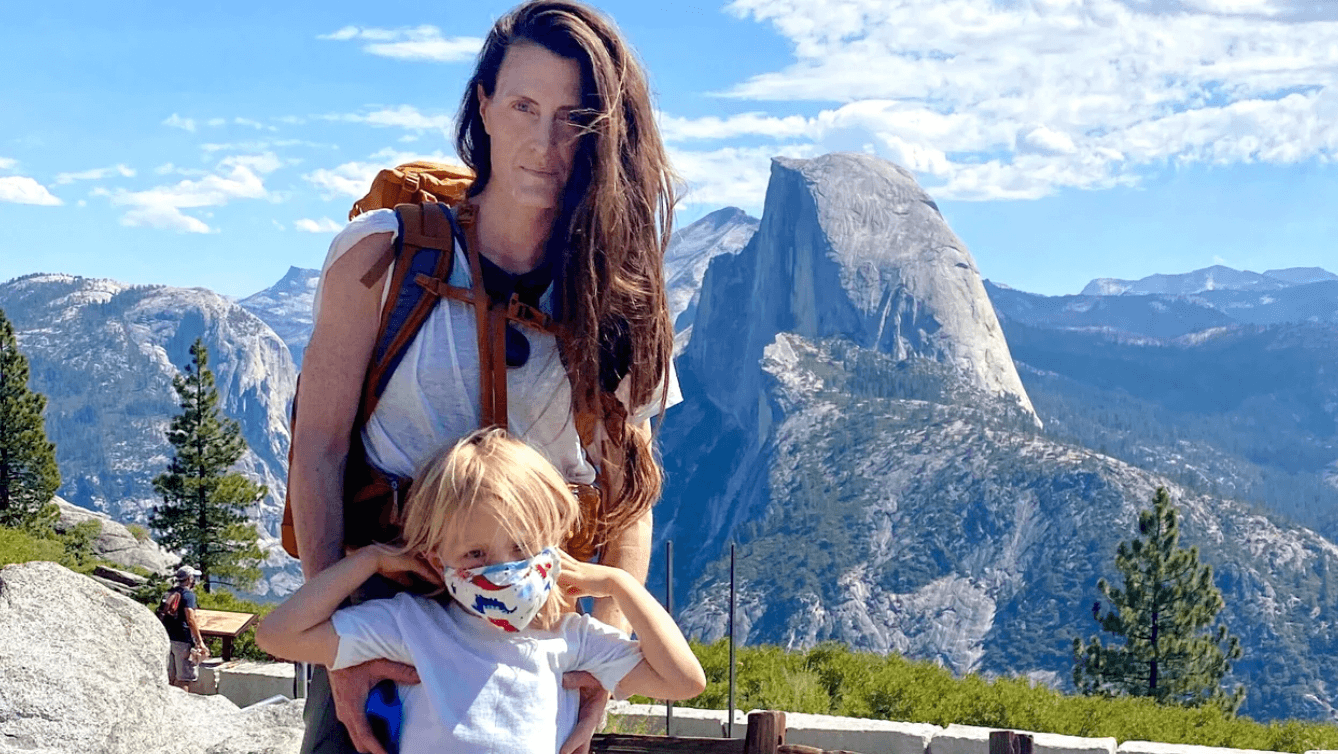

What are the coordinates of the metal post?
(666, 539, 674, 737)
(727, 542, 736, 738)
(294, 662, 308, 698)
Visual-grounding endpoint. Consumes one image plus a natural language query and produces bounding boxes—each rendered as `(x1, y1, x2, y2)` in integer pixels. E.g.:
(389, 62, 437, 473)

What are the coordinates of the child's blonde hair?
(398, 427, 580, 628)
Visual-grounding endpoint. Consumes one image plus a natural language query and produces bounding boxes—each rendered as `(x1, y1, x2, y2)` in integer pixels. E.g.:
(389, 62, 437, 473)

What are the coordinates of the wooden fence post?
(989, 731, 1033, 754)
(744, 711, 785, 754)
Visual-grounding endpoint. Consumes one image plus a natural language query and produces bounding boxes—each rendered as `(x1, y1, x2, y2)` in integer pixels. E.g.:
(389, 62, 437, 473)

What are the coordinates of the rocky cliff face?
(239, 266, 319, 368)
(665, 207, 758, 334)
(686, 154, 1036, 434)
(0, 273, 300, 596)
(663, 333, 1338, 720)
(656, 153, 1338, 721)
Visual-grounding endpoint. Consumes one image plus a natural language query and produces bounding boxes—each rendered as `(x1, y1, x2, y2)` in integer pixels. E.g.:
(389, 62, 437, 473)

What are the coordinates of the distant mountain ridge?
(0, 272, 302, 598)
(655, 152, 1338, 721)
(665, 207, 759, 334)
(1081, 265, 1337, 296)
(239, 266, 318, 368)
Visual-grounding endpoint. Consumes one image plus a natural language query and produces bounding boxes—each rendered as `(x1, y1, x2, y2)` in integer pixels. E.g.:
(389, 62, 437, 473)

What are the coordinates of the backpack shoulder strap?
(357, 203, 464, 425)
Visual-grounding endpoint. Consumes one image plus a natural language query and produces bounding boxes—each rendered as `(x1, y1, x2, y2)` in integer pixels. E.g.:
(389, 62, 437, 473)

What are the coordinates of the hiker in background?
(161, 565, 208, 690)
(286, 2, 681, 753)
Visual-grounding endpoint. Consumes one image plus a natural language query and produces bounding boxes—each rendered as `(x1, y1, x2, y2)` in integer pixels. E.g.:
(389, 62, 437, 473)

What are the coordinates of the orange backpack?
(279, 162, 617, 563)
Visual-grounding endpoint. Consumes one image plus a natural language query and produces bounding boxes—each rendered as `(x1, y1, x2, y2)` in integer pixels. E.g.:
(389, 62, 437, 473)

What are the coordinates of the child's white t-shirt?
(331, 592, 644, 754)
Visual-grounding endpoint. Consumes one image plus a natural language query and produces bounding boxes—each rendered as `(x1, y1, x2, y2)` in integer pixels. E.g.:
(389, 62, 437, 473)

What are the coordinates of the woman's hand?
(560, 670, 610, 754)
(557, 549, 621, 600)
(330, 659, 421, 754)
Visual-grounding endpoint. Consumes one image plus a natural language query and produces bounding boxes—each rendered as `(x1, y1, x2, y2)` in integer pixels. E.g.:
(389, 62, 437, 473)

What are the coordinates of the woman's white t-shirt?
(314, 209, 683, 482)
(331, 593, 644, 754)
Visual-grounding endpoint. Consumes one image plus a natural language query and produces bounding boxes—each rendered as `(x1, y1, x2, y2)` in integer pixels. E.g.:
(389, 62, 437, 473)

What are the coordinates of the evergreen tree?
(0, 308, 61, 528)
(150, 339, 265, 593)
(1074, 486, 1245, 712)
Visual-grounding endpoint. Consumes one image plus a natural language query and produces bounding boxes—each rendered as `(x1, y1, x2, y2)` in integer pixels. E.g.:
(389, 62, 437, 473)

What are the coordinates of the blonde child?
(257, 428, 706, 754)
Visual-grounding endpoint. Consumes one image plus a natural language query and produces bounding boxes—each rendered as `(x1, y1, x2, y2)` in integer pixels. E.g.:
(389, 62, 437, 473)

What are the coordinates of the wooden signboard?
(193, 609, 258, 661)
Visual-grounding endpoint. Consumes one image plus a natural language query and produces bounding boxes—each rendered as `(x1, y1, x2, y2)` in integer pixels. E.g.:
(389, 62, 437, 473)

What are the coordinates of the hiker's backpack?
(157, 588, 182, 624)
(279, 162, 620, 563)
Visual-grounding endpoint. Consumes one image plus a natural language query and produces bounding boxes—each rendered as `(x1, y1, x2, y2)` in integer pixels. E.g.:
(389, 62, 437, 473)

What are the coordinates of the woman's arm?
(589, 420, 655, 633)
(559, 552, 706, 701)
(289, 231, 393, 579)
(591, 507, 651, 633)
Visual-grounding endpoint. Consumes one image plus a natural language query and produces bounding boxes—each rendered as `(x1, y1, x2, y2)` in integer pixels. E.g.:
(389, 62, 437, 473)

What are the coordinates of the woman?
(288, 3, 680, 753)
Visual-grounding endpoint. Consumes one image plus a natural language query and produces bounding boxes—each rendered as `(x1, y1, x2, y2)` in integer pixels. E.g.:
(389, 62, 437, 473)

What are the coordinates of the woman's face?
(478, 42, 584, 211)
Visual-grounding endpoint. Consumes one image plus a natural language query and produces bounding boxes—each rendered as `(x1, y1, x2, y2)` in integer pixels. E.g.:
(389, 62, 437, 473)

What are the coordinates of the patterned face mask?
(443, 546, 561, 632)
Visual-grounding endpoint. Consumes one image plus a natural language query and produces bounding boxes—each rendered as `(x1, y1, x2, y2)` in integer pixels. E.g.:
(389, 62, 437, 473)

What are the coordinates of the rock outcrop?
(685, 153, 1037, 433)
(0, 561, 304, 754)
(52, 495, 180, 575)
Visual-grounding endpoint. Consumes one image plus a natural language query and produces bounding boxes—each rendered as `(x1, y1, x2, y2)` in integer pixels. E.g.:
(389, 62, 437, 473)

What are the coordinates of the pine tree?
(1073, 486, 1245, 712)
(150, 339, 265, 593)
(0, 308, 61, 528)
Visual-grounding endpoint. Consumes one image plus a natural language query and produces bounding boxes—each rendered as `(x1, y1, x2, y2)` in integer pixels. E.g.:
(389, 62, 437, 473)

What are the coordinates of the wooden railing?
(591, 711, 1036, 754)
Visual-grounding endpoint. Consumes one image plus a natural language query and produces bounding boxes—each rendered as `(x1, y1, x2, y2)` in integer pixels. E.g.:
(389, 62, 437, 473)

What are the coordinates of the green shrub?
(0, 524, 68, 567)
(669, 641, 1338, 752)
(127, 524, 150, 542)
(59, 519, 102, 567)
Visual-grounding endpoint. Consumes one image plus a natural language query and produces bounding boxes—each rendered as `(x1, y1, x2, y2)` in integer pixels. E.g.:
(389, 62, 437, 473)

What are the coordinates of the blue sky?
(2, 0, 1335, 298)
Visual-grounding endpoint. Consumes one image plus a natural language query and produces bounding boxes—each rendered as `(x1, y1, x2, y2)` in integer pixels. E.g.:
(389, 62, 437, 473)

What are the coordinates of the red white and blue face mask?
(443, 546, 560, 632)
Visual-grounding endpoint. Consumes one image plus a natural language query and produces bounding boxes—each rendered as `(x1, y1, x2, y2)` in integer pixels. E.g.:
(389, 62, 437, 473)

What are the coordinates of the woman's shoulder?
(325, 210, 398, 271)
(311, 209, 399, 319)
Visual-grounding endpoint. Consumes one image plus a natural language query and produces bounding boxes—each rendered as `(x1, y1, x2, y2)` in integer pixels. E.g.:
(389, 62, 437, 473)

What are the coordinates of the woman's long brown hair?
(456, 0, 676, 546)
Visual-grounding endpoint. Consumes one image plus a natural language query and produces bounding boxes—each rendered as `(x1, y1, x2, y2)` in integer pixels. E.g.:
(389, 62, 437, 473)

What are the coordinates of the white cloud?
(234, 117, 275, 131)
(658, 112, 814, 142)
(219, 152, 283, 175)
(304, 161, 383, 200)
(54, 164, 136, 185)
(294, 217, 344, 233)
(331, 106, 457, 132)
(688, 0, 1338, 200)
(0, 176, 63, 206)
(320, 25, 483, 63)
(121, 204, 214, 233)
(163, 114, 196, 132)
(0, 157, 16, 171)
(201, 139, 335, 154)
(102, 155, 275, 232)
(670, 144, 820, 210)
(304, 149, 460, 200)
(318, 26, 361, 41)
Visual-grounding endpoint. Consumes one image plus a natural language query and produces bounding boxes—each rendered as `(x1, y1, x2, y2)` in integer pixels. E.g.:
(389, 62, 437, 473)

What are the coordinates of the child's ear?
(426, 551, 444, 572)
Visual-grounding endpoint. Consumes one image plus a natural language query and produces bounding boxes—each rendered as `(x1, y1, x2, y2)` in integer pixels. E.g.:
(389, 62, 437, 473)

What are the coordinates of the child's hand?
(557, 549, 621, 600)
(355, 543, 442, 589)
